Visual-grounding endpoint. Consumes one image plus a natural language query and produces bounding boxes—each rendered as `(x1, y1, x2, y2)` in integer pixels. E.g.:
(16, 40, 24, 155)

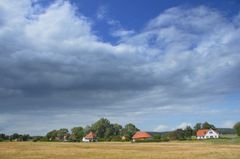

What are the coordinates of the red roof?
(132, 131, 152, 139)
(196, 129, 209, 136)
(85, 132, 96, 139)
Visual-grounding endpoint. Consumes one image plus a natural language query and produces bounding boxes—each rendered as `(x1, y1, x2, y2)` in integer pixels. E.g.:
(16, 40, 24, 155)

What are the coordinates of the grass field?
(0, 141, 240, 159)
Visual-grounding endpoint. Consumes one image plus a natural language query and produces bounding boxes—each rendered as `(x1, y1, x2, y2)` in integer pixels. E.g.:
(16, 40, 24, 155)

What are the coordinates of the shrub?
(97, 138, 105, 142)
(111, 136, 121, 142)
(134, 139, 161, 143)
(153, 134, 161, 140)
(161, 135, 170, 142)
(234, 122, 240, 136)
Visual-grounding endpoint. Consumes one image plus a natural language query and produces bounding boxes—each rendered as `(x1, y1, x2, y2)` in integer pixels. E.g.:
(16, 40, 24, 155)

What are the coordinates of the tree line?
(1, 119, 240, 142)
(45, 118, 139, 142)
(0, 133, 31, 142)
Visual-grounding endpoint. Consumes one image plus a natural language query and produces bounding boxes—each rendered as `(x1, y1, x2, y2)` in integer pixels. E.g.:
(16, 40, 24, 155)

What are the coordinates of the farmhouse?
(82, 132, 97, 142)
(132, 131, 152, 142)
(196, 129, 219, 139)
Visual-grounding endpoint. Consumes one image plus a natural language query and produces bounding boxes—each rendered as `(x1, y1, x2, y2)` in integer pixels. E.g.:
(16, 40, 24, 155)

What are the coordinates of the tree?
(7, 133, 30, 141)
(84, 125, 91, 135)
(184, 126, 193, 139)
(193, 122, 216, 135)
(22, 134, 30, 141)
(121, 123, 139, 139)
(56, 128, 69, 140)
(170, 127, 193, 141)
(193, 123, 202, 135)
(104, 123, 123, 139)
(202, 122, 215, 129)
(233, 122, 240, 136)
(170, 129, 185, 140)
(112, 123, 122, 136)
(91, 118, 111, 138)
(153, 134, 161, 140)
(0, 134, 6, 140)
(46, 128, 69, 141)
(71, 127, 84, 141)
(0, 134, 6, 142)
(104, 124, 114, 139)
(46, 130, 57, 140)
(11, 133, 20, 141)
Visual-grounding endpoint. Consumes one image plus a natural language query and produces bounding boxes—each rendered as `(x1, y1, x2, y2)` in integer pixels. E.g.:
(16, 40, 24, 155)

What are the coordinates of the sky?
(0, 0, 240, 135)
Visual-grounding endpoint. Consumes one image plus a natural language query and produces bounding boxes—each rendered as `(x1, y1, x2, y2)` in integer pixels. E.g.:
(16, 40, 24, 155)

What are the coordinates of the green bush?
(134, 139, 161, 143)
(68, 138, 82, 142)
(161, 134, 170, 142)
(97, 138, 105, 142)
(161, 137, 170, 142)
(36, 136, 48, 142)
(111, 136, 121, 141)
(234, 122, 240, 136)
(104, 137, 112, 141)
(153, 134, 161, 140)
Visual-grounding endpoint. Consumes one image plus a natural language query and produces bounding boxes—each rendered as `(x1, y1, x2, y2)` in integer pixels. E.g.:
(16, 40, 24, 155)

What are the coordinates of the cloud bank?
(0, 0, 239, 134)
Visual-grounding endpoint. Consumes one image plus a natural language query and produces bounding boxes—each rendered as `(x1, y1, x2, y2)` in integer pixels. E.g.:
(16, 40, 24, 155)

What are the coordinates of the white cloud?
(25, 1, 96, 46)
(222, 120, 236, 128)
(111, 29, 135, 39)
(154, 124, 169, 132)
(107, 19, 121, 27)
(176, 122, 192, 129)
(96, 5, 107, 20)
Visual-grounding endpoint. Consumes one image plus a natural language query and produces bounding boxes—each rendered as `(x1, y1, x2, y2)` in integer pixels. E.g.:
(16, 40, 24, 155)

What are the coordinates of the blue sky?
(71, 0, 240, 43)
(0, 0, 240, 135)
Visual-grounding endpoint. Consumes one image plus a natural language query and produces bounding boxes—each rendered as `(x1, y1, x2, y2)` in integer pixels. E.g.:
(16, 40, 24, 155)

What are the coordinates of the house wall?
(197, 136, 204, 139)
(82, 137, 89, 142)
(205, 130, 219, 139)
(82, 137, 97, 142)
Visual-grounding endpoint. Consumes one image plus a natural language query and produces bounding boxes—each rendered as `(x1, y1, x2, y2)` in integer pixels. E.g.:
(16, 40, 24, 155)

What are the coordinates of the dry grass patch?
(0, 141, 240, 159)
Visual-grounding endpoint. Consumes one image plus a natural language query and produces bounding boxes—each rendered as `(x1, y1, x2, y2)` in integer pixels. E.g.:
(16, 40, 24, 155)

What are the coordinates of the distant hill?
(217, 128, 236, 134)
(148, 128, 236, 136)
(148, 131, 173, 136)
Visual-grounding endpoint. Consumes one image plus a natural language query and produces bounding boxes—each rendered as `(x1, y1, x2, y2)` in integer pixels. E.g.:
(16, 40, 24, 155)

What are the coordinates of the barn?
(132, 131, 152, 142)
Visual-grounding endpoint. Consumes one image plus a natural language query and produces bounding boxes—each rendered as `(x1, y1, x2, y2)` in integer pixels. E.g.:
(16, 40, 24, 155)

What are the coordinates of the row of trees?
(45, 121, 219, 142)
(46, 118, 139, 142)
(170, 126, 193, 140)
(193, 122, 216, 132)
(0, 133, 31, 141)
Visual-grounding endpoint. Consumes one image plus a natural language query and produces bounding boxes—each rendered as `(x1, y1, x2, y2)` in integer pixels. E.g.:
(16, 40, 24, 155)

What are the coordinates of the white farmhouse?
(196, 129, 219, 139)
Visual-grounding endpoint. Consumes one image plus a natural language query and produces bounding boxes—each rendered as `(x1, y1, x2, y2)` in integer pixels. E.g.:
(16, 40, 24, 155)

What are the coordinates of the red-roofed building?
(82, 132, 97, 142)
(196, 129, 219, 139)
(132, 131, 152, 142)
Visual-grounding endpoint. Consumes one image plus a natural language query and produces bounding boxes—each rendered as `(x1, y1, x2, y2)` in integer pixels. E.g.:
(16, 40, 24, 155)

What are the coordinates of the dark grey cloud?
(0, 1, 240, 134)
